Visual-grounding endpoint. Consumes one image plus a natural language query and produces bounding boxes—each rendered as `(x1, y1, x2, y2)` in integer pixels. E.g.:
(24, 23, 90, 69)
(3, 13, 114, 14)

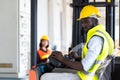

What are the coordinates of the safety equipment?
(77, 24, 114, 80)
(41, 35, 49, 41)
(37, 49, 51, 60)
(77, 5, 101, 20)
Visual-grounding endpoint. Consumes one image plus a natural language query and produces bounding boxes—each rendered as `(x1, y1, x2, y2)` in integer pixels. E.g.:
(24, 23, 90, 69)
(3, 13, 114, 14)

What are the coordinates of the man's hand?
(50, 51, 84, 71)
(51, 51, 64, 62)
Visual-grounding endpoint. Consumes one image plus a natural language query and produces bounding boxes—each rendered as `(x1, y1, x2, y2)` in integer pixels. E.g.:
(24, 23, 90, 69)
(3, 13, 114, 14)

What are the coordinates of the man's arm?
(62, 58, 84, 71)
(51, 36, 103, 72)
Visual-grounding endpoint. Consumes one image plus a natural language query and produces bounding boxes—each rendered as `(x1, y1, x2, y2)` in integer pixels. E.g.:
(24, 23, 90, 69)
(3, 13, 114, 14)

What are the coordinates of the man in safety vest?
(41, 5, 114, 80)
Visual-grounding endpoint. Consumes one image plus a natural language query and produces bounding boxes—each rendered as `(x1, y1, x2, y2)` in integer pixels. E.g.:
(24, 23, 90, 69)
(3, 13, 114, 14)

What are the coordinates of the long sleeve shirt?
(81, 36, 103, 71)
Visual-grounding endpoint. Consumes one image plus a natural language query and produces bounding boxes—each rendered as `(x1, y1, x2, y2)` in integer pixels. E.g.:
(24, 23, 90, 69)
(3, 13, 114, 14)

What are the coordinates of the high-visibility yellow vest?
(78, 24, 114, 80)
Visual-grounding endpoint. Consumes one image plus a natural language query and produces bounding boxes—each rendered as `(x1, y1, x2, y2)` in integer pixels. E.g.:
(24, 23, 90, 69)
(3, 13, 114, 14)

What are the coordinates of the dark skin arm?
(51, 51, 84, 71)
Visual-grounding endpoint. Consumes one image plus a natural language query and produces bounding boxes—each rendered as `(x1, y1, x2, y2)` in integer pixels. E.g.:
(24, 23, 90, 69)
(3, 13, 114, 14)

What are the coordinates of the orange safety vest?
(37, 49, 51, 60)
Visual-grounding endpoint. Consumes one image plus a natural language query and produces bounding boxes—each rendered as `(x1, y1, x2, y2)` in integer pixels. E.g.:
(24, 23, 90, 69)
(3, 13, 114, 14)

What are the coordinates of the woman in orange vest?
(29, 35, 51, 80)
(37, 35, 51, 64)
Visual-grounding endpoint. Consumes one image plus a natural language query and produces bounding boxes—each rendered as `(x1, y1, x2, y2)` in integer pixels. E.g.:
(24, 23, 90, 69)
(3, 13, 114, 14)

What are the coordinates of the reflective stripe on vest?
(37, 49, 51, 60)
(78, 24, 114, 80)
